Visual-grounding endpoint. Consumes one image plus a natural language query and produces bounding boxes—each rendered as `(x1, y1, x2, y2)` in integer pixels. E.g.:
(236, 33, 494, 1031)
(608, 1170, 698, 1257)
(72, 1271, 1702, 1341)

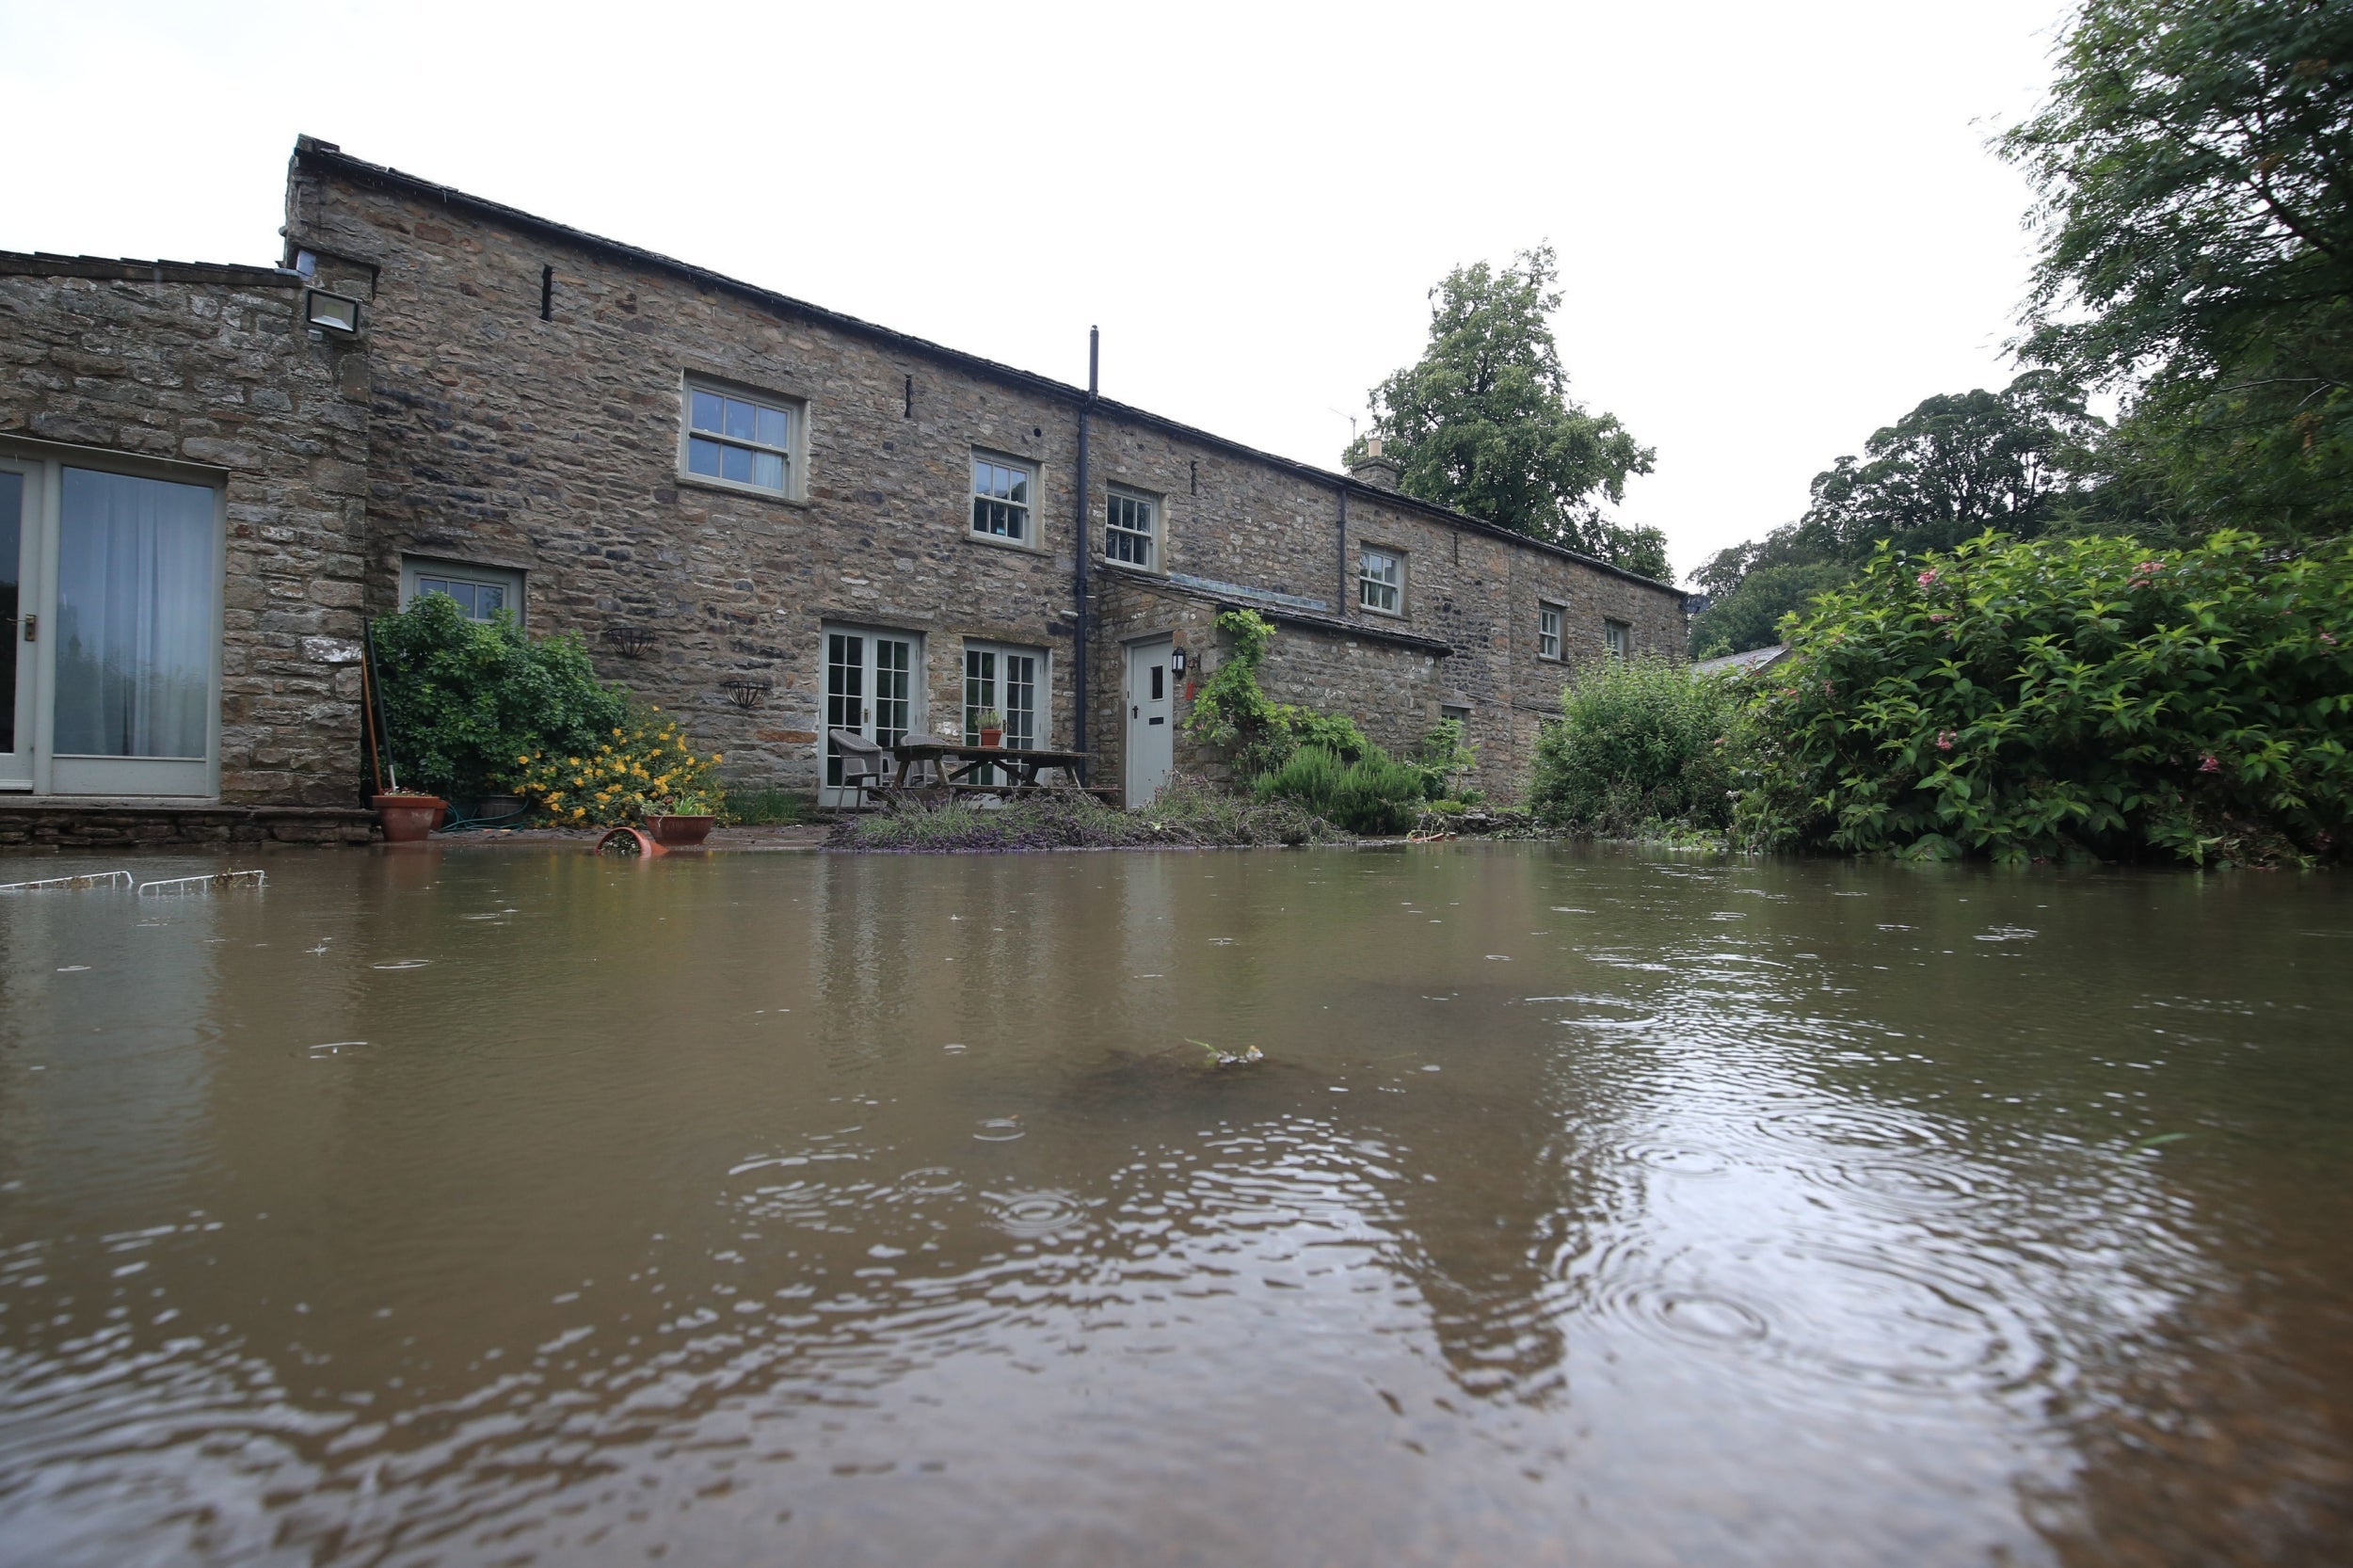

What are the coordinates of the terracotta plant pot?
(373, 793, 447, 844)
(596, 826, 666, 857)
(643, 812, 716, 846)
(979, 728, 1003, 748)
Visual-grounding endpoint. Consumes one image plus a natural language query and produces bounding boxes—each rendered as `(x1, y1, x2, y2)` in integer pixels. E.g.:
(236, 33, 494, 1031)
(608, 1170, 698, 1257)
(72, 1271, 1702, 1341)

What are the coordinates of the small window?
(1359, 546, 1402, 615)
(1538, 602, 1562, 660)
(1440, 702, 1471, 727)
(682, 378, 798, 496)
(400, 556, 524, 624)
(971, 455, 1034, 542)
(1605, 619, 1631, 659)
(1105, 487, 1158, 568)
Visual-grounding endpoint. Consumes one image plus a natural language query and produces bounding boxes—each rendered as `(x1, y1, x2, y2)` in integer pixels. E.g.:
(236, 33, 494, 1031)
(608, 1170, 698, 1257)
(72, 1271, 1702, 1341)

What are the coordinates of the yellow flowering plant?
(505, 708, 726, 826)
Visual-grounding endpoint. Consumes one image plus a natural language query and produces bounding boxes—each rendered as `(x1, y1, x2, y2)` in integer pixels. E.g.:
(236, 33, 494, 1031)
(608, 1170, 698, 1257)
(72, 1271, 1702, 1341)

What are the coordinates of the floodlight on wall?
(604, 625, 657, 660)
(720, 678, 773, 710)
(304, 287, 362, 336)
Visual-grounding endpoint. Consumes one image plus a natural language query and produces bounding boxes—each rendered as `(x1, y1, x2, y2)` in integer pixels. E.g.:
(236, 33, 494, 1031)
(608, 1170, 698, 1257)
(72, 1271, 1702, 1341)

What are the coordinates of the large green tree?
(1691, 373, 2097, 654)
(2001, 0, 2353, 542)
(1352, 246, 1667, 578)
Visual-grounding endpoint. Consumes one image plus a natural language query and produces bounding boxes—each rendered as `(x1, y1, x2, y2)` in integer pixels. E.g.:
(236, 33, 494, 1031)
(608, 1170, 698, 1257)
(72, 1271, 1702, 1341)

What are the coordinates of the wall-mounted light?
(1170, 646, 1188, 679)
(304, 287, 362, 337)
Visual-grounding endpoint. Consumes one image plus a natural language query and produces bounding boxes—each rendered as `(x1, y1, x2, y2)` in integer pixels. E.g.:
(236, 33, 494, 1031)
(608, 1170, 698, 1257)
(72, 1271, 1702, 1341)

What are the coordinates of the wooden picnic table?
(886, 740, 1097, 797)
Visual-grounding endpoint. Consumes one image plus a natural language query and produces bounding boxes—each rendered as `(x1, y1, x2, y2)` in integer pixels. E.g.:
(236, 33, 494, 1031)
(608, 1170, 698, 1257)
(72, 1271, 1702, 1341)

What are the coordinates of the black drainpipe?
(1073, 326, 1097, 754)
(1337, 484, 1349, 617)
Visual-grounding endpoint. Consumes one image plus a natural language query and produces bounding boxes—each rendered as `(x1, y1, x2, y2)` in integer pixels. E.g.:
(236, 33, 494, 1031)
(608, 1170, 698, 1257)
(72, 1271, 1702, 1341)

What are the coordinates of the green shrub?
(1254, 744, 1427, 836)
(1732, 530, 2353, 866)
(1409, 717, 1477, 799)
(371, 593, 631, 803)
(723, 787, 812, 826)
(1530, 653, 1736, 835)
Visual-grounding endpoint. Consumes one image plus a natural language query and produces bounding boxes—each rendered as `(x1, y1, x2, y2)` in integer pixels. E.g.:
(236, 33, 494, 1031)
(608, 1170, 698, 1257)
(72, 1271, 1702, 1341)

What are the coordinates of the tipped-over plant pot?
(373, 792, 447, 844)
(643, 812, 716, 846)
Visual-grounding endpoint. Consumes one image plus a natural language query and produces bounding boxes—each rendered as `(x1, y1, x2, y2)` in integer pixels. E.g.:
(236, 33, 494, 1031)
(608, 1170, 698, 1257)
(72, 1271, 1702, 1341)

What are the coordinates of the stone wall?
(0, 255, 373, 806)
(283, 140, 1686, 807)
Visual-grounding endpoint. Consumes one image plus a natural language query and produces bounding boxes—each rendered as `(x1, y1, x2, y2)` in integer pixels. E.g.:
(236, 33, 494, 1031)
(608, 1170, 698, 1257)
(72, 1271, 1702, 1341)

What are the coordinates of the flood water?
(1, 843, 2349, 1566)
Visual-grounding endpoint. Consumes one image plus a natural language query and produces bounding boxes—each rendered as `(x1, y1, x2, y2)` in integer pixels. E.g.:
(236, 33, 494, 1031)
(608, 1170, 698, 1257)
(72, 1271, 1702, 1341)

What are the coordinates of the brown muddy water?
(1, 844, 2349, 1567)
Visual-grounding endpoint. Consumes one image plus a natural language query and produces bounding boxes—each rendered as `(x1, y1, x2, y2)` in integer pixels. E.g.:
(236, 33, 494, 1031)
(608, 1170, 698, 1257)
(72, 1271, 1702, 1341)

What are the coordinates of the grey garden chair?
(826, 728, 893, 804)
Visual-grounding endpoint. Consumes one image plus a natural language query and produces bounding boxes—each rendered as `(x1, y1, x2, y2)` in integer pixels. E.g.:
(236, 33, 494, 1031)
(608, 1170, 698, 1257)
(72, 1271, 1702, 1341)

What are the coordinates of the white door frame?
(819, 623, 924, 808)
(0, 458, 39, 792)
(0, 440, 225, 799)
(1123, 634, 1175, 807)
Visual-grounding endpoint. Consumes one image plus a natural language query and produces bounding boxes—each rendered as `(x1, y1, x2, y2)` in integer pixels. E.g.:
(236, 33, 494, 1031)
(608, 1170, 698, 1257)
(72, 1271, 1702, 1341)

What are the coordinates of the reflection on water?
(0, 845, 2348, 1566)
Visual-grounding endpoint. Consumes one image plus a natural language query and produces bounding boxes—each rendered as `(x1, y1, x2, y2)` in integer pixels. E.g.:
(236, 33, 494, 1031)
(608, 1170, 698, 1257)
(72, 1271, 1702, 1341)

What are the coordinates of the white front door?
(1125, 636, 1174, 806)
(820, 626, 921, 808)
(0, 463, 33, 791)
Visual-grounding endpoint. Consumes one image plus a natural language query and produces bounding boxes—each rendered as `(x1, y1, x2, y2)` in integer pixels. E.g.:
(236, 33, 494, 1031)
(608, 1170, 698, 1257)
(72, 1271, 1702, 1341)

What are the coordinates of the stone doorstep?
(0, 798, 380, 849)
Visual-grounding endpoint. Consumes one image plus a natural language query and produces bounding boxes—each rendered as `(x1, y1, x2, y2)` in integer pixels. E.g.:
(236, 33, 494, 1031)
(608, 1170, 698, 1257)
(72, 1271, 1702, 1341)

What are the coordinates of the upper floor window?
(1105, 487, 1158, 568)
(1359, 546, 1403, 615)
(972, 455, 1033, 542)
(1605, 618, 1631, 658)
(682, 378, 797, 496)
(1538, 601, 1562, 660)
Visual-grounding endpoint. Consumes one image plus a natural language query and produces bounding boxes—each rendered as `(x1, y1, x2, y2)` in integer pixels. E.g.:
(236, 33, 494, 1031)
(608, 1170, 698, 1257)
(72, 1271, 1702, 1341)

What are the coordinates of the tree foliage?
(2001, 0, 2353, 540)
(1732, 530, 2353, 866)
(1691, 374, 2098, 653)
(1353, 246, 1666, 577)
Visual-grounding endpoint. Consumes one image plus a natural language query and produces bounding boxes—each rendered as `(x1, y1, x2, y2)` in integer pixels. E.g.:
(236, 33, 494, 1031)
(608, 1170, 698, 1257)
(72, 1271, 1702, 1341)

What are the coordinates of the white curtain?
(55, 469, 214, 759)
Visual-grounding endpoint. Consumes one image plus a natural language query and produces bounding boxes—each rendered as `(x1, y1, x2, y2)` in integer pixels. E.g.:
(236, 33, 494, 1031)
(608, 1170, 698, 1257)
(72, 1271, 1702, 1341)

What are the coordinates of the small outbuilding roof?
(1693, 644, 1792, 677)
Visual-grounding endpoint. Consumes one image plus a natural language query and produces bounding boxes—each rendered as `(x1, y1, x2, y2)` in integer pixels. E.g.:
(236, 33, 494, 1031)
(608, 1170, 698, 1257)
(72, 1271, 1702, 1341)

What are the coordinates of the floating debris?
(136, 871, 264, 897)
(1191, 1039, 1265, 1068)
(0, 870, 134, 892)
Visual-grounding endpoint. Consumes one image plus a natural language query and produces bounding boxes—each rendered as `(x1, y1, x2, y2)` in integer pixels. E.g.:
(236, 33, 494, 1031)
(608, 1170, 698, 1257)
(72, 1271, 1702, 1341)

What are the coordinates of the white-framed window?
(400, 556, 525, 624)
(971, 454, 1034, 543)
(1359, 545, 1403, 615)
(1538, 601, 1562, 660)
(1105, 487, 1158, 568)
(680, 377, 800, 497)
(1604, 618, 1631, 659)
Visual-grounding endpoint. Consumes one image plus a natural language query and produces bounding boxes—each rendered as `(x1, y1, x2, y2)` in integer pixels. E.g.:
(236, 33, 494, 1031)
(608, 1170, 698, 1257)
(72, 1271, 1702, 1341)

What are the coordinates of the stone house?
(0, 136, 1686, 837)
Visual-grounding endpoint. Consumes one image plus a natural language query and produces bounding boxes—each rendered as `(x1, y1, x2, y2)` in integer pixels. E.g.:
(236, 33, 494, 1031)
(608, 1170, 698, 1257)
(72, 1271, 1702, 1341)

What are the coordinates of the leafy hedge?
(1733, 531, 2353, 866)
(831, 776, 1333, 852)
(1529, 653, 1736, 835)
(371, 593, 632, 803)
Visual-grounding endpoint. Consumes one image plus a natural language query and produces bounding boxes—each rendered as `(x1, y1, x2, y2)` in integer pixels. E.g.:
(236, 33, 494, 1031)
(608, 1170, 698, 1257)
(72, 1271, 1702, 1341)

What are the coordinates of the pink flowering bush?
(1732, 531, 2353, 866)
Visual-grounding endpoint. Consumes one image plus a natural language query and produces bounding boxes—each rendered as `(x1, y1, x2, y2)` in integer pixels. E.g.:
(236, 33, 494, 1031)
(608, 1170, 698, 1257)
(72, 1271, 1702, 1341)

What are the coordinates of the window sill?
(1358, 603, 1408, 620)
(1095, 553, 1166, 577)
(1537, 652, 1562, 664)
(967, 529, 1046, 556)
(675, 471, 811, 508)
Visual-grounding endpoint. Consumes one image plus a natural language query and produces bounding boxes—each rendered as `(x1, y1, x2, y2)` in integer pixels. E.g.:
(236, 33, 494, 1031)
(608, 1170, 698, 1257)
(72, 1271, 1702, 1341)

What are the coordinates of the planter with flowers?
(643, 788, 719, 846)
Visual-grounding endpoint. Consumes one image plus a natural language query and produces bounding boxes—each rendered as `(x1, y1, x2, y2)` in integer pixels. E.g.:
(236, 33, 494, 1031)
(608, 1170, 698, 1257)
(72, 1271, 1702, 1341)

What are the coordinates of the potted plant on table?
(642, 788, 719, 846)
(975, 709, 1005, 748)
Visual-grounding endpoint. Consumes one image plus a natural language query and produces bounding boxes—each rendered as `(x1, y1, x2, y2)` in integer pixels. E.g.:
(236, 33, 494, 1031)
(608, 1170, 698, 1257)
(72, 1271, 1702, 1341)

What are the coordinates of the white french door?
(963, 641, 1045, 785)
(820, 625, 921, 808)
(0, 449, 223, 797)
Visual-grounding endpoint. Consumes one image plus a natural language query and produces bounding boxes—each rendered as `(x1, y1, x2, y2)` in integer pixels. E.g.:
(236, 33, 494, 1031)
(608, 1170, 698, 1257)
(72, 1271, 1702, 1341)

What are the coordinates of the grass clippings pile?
(828, 776, 1337, 853)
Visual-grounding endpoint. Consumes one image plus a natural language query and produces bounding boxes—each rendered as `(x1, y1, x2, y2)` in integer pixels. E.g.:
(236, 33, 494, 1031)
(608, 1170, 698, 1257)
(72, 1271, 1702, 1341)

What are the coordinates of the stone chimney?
(1348, 435, 1402, 490)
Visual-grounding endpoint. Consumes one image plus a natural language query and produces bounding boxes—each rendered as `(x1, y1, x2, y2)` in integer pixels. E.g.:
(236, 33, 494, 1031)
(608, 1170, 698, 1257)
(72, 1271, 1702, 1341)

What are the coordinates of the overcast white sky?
(0, 0, 2073, 584)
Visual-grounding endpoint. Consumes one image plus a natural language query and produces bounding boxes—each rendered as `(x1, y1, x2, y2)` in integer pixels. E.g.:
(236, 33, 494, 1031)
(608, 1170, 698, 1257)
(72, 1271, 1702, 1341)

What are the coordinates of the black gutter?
(1074, 328, 1096, 755)
(289, 138, 1686, 597)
